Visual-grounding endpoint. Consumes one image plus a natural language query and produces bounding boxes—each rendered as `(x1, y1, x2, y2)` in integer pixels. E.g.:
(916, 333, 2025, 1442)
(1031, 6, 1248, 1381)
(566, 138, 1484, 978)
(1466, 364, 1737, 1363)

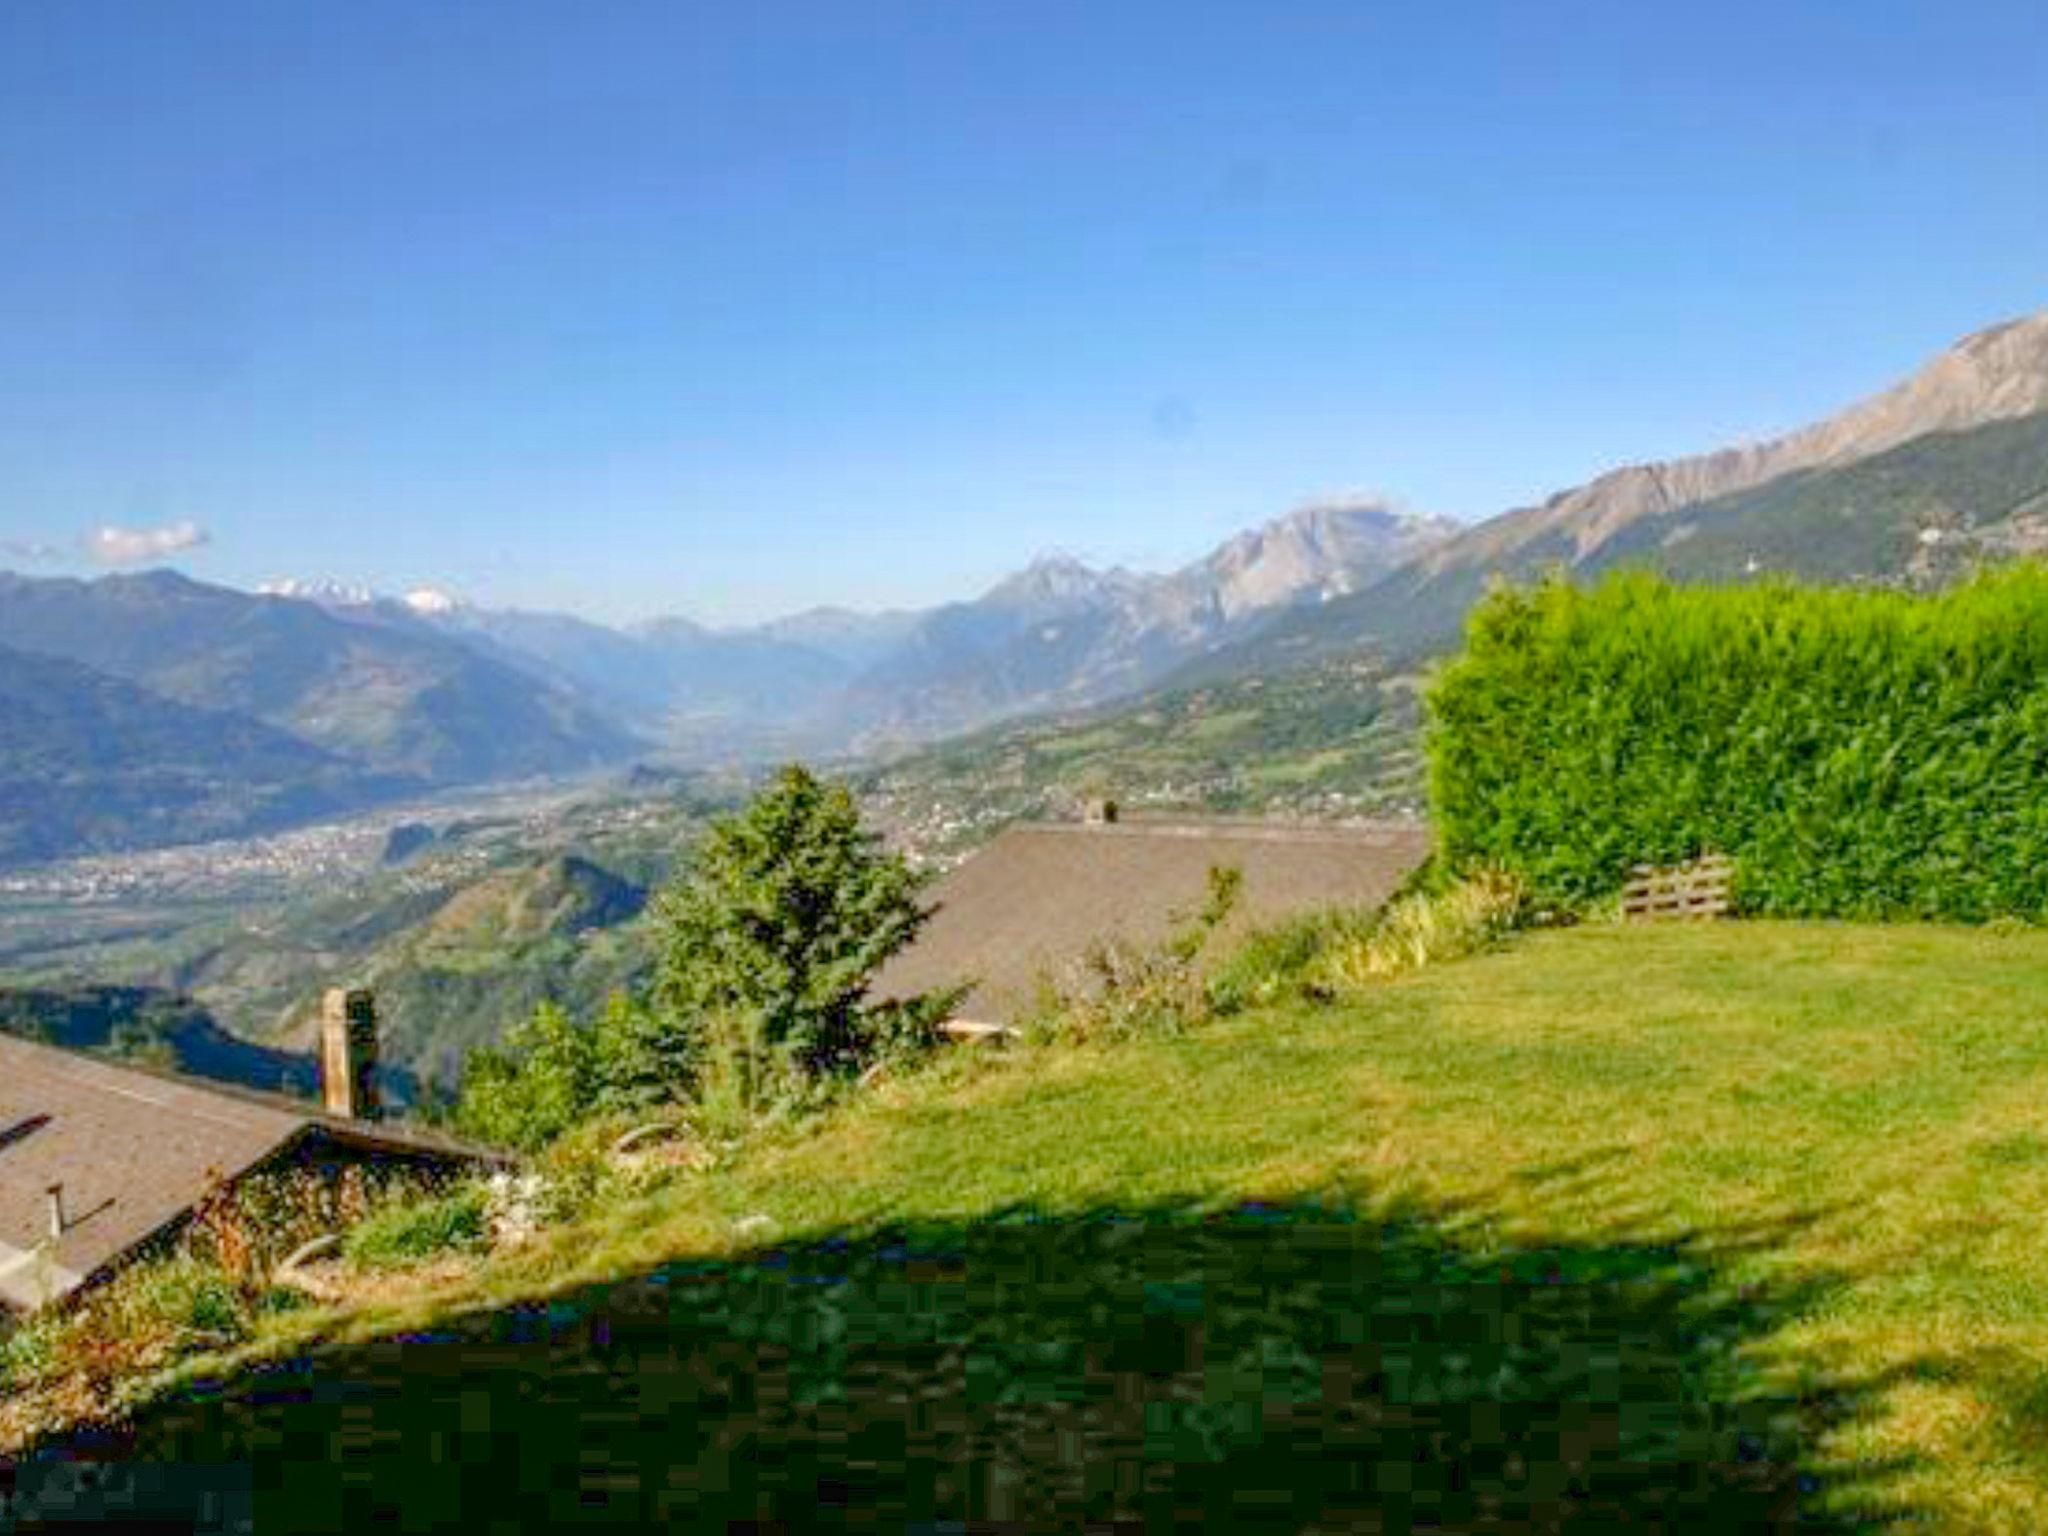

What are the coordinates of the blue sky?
(1, 2, 2044, 624)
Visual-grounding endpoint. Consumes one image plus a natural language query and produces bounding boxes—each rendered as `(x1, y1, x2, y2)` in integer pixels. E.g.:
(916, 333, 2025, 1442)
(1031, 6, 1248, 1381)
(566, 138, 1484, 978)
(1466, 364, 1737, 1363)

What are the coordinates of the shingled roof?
(875, 817, 1432, 1026)
(0, 1034, 494, 1312)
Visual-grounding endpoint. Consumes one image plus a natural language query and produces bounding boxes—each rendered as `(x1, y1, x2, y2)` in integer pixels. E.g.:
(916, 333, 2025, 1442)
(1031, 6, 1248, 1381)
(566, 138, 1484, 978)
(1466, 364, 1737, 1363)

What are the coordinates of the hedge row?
(1426, 568, 2048, 921)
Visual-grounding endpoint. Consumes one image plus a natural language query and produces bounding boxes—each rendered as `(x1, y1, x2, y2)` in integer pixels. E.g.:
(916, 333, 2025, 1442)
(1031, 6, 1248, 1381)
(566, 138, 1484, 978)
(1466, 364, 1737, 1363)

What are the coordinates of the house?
(0, 990, 499, 1314)
(876, 811, 1433, 1031)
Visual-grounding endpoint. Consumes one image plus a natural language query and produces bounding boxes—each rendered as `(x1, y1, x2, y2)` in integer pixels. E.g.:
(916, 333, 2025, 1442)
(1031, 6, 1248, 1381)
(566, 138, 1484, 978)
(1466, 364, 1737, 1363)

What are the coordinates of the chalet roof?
(875, 816, 1432, 1025)
(0, 1034, 494, 1312)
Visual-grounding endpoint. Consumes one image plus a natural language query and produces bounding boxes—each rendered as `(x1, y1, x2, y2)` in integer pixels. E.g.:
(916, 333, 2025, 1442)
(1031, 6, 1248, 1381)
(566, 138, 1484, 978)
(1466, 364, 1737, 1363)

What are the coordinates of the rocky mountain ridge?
(1425, 311, 2048, 575)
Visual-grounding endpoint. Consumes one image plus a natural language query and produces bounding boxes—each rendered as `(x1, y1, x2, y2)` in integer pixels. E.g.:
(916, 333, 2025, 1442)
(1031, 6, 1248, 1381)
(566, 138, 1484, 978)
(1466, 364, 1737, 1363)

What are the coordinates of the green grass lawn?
(46, 921, 2048, 1530)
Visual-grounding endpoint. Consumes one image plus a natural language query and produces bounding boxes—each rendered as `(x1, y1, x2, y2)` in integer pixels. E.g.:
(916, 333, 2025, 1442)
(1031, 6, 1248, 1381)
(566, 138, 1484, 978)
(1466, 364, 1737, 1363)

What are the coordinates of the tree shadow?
(19, 1199, 1915, 1531)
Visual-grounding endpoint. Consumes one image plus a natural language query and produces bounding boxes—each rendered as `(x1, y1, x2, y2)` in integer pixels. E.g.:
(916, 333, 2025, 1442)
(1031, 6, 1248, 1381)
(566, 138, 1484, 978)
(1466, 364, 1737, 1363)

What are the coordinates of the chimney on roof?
(321, 988, 380, 1121)
(46, 1183, 64, 1240)
(1082, 797, 1119, 826)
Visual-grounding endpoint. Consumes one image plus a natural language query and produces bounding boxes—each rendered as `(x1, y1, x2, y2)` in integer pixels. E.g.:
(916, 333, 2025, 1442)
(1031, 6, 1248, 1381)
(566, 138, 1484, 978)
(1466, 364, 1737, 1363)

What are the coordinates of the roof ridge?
(1008, 818, 1427, 846)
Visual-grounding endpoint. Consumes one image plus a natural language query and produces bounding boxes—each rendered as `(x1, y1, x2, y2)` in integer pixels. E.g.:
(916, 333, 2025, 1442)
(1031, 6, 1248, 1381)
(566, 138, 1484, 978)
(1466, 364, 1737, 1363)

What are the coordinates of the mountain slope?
(1207, 311, 2048, 674)
(0, 570, 641, 783)
(1590, 408, 2048, 585)
(0, 642, 398, 866)
(1442, 310, 2048, 570)
(748, 606, 923, 672)
(236, 849, 656, 1083)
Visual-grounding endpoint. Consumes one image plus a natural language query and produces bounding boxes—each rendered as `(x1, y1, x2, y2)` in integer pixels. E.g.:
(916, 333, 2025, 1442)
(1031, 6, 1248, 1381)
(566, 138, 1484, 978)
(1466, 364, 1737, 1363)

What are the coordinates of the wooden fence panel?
(1622, 855, 1734, 921)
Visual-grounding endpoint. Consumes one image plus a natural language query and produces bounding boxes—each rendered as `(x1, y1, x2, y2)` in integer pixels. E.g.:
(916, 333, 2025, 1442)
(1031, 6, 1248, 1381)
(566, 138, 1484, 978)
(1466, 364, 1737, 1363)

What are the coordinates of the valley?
(0, 652, 1425, 1085)
(7, 305, 2048, 1105)
(0, 775, 727, 1090)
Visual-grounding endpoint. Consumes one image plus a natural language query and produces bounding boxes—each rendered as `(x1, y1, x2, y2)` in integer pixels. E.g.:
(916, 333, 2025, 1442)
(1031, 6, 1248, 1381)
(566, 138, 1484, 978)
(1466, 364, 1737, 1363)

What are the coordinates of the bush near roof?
(1426, 567, 2048, 921)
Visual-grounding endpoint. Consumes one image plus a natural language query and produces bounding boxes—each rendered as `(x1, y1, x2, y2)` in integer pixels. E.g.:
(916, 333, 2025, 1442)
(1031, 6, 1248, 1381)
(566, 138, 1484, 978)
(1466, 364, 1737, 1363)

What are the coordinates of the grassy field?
(32, 920, 2048, 1528)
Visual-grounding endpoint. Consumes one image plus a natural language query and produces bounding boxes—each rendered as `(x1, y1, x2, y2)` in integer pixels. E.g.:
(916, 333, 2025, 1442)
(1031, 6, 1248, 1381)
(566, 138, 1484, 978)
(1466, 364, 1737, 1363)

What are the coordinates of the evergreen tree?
(650, 765, 932, 1086)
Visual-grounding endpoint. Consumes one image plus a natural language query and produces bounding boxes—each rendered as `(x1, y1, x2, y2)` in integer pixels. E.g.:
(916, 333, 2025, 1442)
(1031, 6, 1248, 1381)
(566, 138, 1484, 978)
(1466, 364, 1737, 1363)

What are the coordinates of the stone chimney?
(320, 988, 380, 1120)
(1083, 797, 1119, 826)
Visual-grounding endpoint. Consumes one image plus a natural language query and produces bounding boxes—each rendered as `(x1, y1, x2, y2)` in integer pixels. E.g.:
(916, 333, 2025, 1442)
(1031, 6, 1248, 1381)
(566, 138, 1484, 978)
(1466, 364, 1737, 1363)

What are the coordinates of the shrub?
(1315, 869, 1528, 991)
(342, 1187, 488, 1270)
(1028, 865, 1242, 1043)
(14, 1253, 256, 1394)
(184, 1166, 370, 1294)
(1428, 567, 2048, 921)
(522, 1117, 691, 1227)
(453, 1001, 602, 1151)
(454, 993, 667, 1151)
(1206, 907, 1377, 1013)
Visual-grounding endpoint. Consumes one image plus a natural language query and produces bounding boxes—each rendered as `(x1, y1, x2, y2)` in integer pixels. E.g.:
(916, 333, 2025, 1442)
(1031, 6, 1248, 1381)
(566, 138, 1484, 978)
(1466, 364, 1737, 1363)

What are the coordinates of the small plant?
(179, 1271, 244, 1338)
(1316, 869, 1528, 991)
(253, 1285, 311, 1318)
(0, 1316, 52, 1389)
(691, 1006, 801, 1131)
(342, 1186, 489, 1271)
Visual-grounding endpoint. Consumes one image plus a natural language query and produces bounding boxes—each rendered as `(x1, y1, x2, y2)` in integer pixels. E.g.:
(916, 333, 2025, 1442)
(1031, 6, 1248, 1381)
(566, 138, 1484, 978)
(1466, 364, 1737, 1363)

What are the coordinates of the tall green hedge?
(1427, 568, 2048, 921)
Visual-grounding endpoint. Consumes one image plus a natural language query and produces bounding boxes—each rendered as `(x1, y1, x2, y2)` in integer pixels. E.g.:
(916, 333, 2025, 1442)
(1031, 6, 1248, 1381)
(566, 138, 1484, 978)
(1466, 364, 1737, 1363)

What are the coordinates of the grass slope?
(32, 920, 2048, 1528)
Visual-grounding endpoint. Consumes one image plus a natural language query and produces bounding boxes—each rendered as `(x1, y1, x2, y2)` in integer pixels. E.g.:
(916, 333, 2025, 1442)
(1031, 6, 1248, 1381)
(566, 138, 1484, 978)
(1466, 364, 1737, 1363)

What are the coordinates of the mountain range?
(250, 308, 2048, 738)
(249, 496, 1460, 752)
(0, 640, 399, 866)
(4, 307, 2047, 866)
(0, 571, 638, 864)
(1206, 310, 2048, 674)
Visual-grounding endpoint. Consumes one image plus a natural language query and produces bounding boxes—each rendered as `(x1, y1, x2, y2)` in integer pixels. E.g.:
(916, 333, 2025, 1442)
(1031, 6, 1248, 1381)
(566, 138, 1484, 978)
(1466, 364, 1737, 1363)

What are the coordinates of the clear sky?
(1, 1, 2044, 624)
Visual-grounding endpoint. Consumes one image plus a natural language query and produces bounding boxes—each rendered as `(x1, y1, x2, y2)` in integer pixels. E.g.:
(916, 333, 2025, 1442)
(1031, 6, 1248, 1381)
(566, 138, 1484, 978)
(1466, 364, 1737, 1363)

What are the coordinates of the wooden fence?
(1622, 855, 1734, 922)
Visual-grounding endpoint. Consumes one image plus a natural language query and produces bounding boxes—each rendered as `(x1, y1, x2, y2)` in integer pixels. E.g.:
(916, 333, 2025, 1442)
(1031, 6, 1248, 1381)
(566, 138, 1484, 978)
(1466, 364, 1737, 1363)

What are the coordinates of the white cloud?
(84, 519, 211, 567)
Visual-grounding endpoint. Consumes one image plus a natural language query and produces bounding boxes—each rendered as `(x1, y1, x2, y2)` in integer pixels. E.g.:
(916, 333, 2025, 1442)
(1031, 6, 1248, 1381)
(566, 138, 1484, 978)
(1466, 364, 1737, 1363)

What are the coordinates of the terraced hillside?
(859, 657, 1423, 865)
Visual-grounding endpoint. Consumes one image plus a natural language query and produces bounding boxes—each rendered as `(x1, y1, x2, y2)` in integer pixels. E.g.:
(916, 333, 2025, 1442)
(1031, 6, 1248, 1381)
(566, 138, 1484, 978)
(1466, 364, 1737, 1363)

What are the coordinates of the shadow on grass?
(19, 1199, 1912, 1532)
